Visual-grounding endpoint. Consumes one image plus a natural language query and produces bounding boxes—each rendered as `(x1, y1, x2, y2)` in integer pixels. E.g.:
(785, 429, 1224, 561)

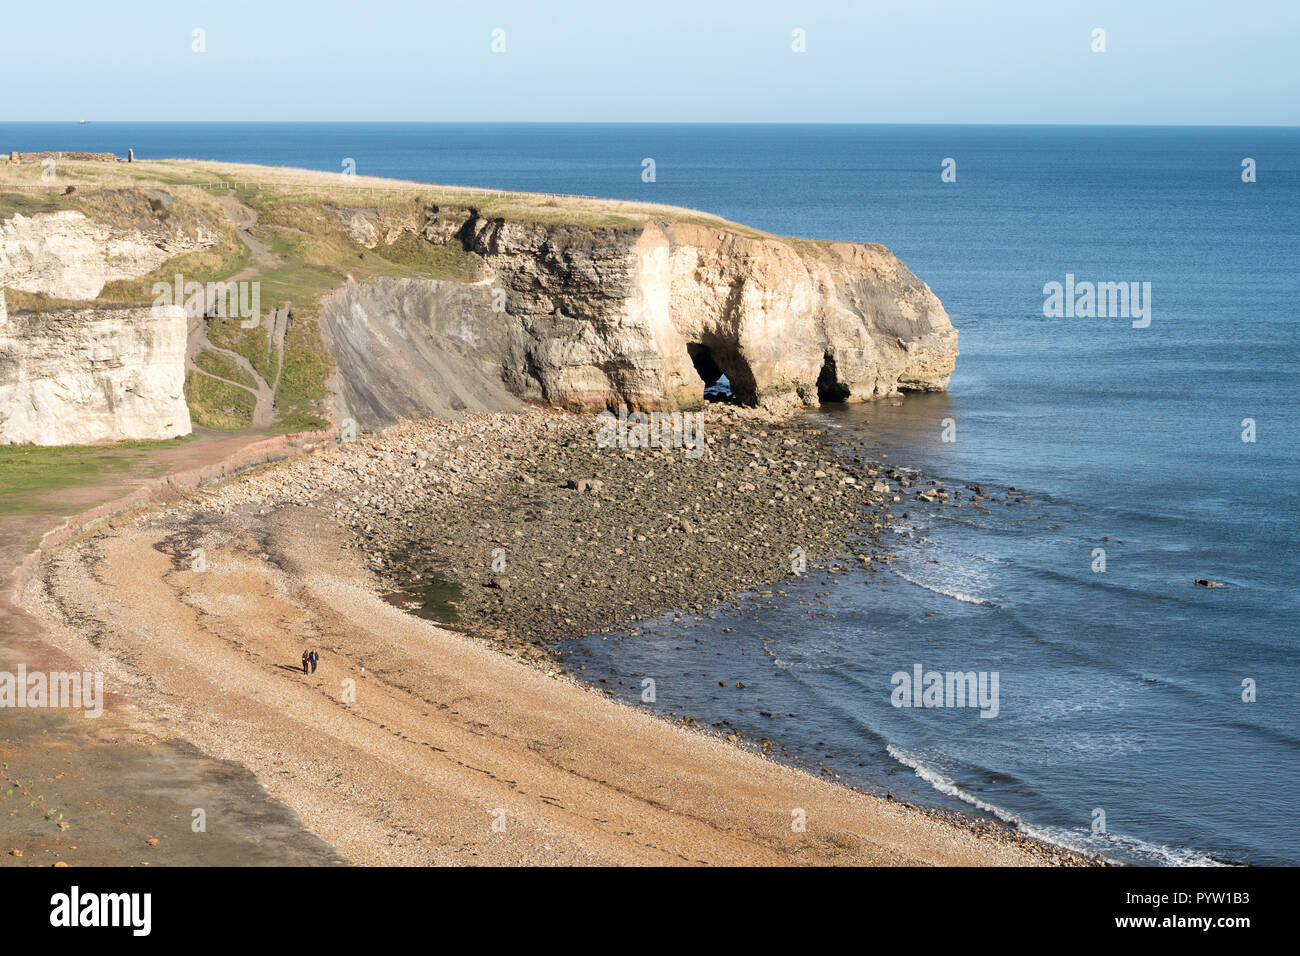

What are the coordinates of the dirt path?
(185, 317, 277, 431)
(186, 192, 282, 430)
(215, 193, 277, 270)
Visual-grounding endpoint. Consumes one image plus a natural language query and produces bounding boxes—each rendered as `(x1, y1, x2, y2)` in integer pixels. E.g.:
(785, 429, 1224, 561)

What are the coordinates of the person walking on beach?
(309, 650, 319, 674)
(301, 649, 311, 675)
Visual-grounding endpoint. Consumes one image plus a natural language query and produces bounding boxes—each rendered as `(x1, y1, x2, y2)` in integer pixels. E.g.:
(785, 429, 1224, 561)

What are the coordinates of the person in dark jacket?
(309, 650, 319, 674)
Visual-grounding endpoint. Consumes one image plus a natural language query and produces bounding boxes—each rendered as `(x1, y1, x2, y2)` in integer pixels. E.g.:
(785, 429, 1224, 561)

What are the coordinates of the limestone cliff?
(0, 165, 957, 442)
(323, 209, 958, 427)
(0, 300, 192, 445)
(0, 206, 216, 300)
(0, 187, 216, 444)
(320, 277, 522, 428)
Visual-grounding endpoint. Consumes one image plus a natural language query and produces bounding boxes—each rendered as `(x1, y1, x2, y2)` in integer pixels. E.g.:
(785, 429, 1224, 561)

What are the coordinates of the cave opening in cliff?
(817, 353, 851, 403)
(687, 343, 734, 402)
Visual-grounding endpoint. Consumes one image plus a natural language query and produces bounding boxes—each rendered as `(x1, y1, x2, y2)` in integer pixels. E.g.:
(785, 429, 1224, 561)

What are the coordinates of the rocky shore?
(201, 403, 1045, 666)
(203, 405, 981, 660)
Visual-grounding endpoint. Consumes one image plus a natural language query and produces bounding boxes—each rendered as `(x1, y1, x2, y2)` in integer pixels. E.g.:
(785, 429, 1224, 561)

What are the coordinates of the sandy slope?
(29, 501, 1061, 867)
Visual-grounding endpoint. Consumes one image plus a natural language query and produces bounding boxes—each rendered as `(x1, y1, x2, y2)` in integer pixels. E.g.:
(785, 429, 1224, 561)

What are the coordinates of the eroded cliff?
(0, 297, 192, 445)
(0, 194, 218, 300)
(0, 185, 229, 444)
(0, 159, 957, 441)
(323, 207, 957, 428)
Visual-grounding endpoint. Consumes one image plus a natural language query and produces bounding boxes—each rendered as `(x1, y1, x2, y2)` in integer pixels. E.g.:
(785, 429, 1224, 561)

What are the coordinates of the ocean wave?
(768, 652, 847, 674)
(888, 567, 999, 607)
(886, 744, 1226, 866)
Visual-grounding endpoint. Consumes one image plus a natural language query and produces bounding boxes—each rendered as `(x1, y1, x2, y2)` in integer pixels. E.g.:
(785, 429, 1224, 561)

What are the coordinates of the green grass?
(247, 191, 483, 295)
(364, 231, 482, 281)
(183, 372, 256, 431)
(271, 410, 331, 435)
(254, 263, 348, 316)
(193, 348, 258, 389)
(206, 316, 276, 385)
(0, 438, 191, 516)
(271, 319, 334, 434)
(0, 191, 69, 219)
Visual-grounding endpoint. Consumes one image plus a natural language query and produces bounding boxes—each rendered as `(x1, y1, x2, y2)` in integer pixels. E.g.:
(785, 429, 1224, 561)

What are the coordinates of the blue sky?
(5, 0, 1297, 124)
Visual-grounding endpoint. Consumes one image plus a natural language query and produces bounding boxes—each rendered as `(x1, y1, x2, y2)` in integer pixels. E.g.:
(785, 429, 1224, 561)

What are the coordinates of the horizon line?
(3, 120, 1299, 130)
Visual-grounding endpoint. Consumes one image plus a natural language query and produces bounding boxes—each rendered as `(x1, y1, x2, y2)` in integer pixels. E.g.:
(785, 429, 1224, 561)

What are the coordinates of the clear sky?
(5, 0, 1297, 124)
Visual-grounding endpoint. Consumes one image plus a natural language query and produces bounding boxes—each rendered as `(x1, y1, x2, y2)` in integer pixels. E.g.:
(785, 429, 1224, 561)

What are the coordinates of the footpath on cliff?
(185, 192, 287, 431)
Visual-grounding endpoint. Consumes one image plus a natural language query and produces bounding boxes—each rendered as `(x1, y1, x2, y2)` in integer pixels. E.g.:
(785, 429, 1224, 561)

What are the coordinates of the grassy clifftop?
(1, 156, 766, 230)
(1, 160, 495, 434)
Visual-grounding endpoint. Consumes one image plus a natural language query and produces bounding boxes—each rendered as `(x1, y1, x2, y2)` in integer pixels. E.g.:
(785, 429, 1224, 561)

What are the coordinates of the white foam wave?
(886, 744, 1226, 866)
(889, 568, 998, 607)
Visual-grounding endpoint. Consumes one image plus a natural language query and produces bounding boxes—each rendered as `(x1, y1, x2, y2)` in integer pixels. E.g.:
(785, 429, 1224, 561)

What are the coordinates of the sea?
(4, 121, 1296, 865)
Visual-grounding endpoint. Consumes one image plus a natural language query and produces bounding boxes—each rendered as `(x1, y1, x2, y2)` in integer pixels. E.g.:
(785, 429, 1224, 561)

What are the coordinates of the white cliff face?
(652, 222, 958, 407)
(0, 194, 212, 445)
(0, 304, 192, 445)
(459, 214, 956, 411)
(0, 210, 213, 300)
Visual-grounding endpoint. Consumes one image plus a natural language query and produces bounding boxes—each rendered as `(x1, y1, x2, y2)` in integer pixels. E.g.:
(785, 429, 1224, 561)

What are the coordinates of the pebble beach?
(27, 407, 1092, 865)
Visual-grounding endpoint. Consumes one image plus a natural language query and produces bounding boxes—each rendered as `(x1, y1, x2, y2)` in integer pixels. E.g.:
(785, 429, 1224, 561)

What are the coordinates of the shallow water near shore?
(381, 570, 463, 625)
(9, 121, 1296, 865)
(573, 390, 1299, 866)
(572, 305, 1300, 866)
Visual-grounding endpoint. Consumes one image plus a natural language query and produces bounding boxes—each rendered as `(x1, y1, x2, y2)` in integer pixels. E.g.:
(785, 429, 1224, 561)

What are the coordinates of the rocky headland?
(323, 210, 959, 427)
(1, 157, 957, 444)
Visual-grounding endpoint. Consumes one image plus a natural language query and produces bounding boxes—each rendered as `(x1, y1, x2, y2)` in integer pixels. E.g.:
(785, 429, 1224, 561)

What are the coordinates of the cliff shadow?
(687, 342, 755, 405)
(816, 352, 851, 403)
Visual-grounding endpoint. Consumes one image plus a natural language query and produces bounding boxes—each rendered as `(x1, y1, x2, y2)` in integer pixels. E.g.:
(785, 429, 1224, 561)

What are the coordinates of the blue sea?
(6, 122, 1297, 865)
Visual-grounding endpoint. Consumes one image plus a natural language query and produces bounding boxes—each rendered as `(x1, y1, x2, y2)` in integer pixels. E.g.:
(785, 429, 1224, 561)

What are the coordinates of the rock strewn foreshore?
(203, 405, 967, 660)
(201, 405, 1038, 664)
(379, 407, 907, 656)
